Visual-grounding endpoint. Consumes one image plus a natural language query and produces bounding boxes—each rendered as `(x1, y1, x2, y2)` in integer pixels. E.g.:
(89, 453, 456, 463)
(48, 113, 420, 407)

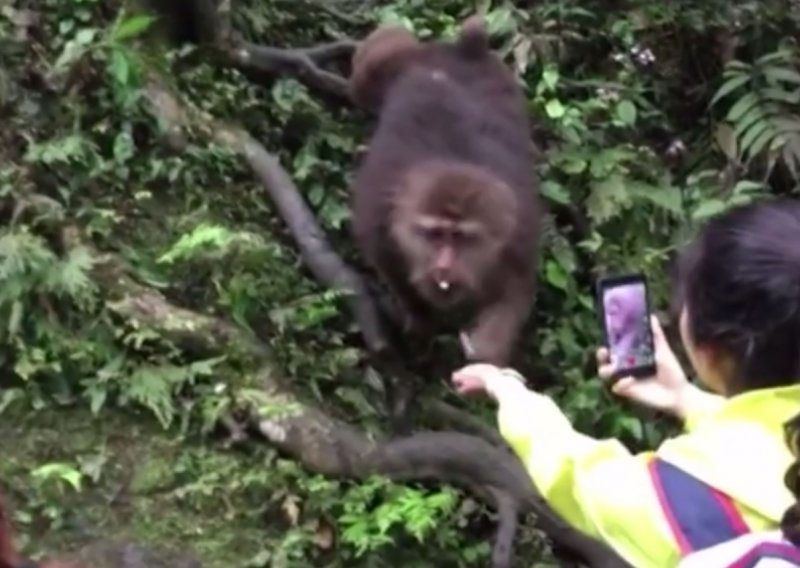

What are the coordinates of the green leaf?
(710, 73, 750, 106)
(627, 181, 683, 214)
(560, 156, 588, 175)
(32, 463, 83, 491)
(108, 48, 130, 86)
(485, 7, 515, 36)
(692, 199, 727, 220)
(75, 28, 100, 45)
(748, 125, 779, 158)
(111, 14, 156, 41)
(544, 260, 568, 291)
(615, 100, 637, 126)
(739, 119, 772, 157)
(540, 180, 571, 205)
(541, 66, 559, 91)
(585, 176, 630, 224)
(764, 67, 800, 86)
(545, 99, 566, 119)
(734, 106, 767, 138)
(727, 93, 760, 122)
(714, 123, 738, 160)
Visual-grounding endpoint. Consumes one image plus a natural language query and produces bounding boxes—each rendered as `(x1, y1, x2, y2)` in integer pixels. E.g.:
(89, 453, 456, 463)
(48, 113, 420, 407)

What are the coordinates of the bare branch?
(224, 41, 352, 99)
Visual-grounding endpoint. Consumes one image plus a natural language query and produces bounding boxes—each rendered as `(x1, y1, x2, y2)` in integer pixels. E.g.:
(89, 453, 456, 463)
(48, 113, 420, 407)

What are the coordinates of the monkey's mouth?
(424, 278, 464, 306)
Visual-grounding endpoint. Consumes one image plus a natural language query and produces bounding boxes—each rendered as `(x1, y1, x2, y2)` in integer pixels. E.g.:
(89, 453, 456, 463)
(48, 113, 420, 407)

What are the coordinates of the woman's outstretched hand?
(597, 314, 690, 416)
(452, 363, 526, 401)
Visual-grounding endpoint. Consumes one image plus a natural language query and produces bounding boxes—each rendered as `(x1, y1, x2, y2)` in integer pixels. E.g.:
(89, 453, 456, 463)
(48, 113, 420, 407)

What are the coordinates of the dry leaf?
(281, 494, 302, 526)
(312, 519, 335, 550)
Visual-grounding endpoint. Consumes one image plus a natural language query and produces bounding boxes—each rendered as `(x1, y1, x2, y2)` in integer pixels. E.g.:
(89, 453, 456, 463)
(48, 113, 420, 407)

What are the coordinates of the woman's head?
(674, 198, 800, 395)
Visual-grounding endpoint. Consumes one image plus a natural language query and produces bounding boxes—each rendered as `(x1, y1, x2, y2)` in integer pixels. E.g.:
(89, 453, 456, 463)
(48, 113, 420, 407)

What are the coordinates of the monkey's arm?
(463, 275, 533, 365)
(481, 374, 681, 568)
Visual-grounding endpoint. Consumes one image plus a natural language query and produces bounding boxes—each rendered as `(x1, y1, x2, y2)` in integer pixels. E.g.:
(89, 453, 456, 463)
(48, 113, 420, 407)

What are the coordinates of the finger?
(611, 377, 636, 396)
(650, 314, 668, 348)
(596, 347, 609, 365)
(452, 374, 486, 395)
(598, 363, 616, 380)
(453, 363, 499, 378)
(451, 364, 499, 390)
(459, 331, 476, 359)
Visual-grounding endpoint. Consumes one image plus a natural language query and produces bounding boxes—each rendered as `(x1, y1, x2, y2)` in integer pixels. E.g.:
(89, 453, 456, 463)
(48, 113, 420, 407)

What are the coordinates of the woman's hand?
(597, 315, 691, 416)
(452, 363, 526, 401)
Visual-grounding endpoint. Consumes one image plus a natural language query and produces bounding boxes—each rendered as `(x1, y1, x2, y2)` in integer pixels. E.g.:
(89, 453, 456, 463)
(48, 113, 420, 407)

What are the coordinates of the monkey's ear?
(457, 15, 490, 58)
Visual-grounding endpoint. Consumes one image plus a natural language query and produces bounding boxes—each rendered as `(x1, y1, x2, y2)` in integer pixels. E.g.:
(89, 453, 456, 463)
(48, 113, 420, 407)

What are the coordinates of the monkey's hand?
(461, 326, 512, 365)
(461, 282, 531, 365)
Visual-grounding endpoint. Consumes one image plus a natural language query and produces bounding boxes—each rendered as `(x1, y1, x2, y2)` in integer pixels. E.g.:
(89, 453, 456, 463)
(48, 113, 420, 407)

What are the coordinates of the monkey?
(349, 16, 541, 366)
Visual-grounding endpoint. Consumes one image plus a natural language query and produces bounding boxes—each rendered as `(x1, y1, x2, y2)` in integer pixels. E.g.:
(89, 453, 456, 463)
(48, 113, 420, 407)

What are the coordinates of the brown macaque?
(349, 16, 541, 365)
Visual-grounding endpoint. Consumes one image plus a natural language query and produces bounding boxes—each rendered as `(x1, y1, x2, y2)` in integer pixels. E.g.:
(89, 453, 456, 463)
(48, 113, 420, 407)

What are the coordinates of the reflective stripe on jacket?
(679, 530, 800, 567)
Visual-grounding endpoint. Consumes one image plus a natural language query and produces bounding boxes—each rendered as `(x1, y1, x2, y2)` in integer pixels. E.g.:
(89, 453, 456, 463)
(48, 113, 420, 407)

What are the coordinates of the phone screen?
(597, 274, 656, 379)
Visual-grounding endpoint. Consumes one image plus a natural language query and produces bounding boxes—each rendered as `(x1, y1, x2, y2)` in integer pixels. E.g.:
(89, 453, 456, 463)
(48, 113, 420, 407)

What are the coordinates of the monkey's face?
(604, 287, 645, 338)
(394, 213, 501, 308)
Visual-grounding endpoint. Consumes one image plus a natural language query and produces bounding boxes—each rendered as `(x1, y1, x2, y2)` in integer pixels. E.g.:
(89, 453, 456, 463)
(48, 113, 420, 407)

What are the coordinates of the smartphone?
(596, 273, 656, 379)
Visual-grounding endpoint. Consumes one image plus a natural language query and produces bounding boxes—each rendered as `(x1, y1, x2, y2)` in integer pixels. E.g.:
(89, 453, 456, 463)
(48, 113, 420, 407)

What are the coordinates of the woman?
(452, 199, 800, 567)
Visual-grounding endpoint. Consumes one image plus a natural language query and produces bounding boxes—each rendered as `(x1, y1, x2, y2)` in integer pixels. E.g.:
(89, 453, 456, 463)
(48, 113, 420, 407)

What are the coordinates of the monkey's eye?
(455, 231, 479, 246)
(418, 225, 445, 241)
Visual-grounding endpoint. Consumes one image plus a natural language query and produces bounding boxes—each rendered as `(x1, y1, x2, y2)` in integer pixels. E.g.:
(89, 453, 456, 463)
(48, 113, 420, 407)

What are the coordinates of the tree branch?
(223, 41, 353, 99)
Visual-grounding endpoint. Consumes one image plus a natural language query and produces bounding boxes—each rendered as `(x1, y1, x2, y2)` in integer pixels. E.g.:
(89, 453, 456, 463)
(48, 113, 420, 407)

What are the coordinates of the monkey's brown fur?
(349, 16, 541, 365)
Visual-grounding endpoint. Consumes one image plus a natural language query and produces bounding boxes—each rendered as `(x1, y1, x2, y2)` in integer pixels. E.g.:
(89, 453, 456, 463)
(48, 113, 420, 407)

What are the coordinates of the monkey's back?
(351, 62, 540, 284)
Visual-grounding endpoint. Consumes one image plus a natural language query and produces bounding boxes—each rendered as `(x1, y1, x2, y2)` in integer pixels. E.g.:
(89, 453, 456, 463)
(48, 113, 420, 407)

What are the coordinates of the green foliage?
(712, 47, 800, 182)
(338, 478, 460, 557)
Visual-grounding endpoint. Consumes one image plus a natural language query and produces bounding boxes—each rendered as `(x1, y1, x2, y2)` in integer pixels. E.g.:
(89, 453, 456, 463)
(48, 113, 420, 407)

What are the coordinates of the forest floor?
(0, 409, 271, 566)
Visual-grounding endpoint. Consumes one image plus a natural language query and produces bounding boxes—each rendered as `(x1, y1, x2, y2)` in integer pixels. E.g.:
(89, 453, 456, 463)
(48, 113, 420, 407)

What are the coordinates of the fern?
(0, 229, 98, 309)
(45, 245, 98, 306)
(121, 356, 225, 428)
(0, 229, 59, 304)
(158, 223, 272, 265)
(712, 48, 800, 180)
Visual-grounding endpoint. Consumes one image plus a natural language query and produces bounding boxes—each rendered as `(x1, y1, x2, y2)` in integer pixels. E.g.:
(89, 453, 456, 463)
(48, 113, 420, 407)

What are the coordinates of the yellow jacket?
(490, 378, 800, 568)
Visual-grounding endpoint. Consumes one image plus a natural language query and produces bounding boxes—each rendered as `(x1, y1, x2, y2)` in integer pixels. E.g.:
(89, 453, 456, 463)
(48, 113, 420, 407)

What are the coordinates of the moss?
(0, 406, 276, 567)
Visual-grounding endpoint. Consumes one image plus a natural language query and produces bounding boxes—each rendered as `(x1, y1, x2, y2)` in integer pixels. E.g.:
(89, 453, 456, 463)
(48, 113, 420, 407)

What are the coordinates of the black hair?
(674, 198, 800, 394)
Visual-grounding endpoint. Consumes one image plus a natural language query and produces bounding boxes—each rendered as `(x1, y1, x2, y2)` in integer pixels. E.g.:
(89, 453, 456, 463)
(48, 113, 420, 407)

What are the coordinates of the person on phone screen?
(603, 282, 650, 370)
(452, 199, 800, 568)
